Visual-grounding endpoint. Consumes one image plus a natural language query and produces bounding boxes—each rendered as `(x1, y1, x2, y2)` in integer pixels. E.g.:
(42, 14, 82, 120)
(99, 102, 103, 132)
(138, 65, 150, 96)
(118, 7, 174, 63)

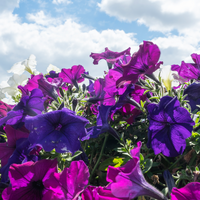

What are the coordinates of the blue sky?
(1, 0, 200, 91)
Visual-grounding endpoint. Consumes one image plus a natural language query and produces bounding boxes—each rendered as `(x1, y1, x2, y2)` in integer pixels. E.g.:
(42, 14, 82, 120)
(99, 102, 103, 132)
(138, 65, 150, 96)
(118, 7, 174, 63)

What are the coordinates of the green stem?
(168, 155, 184, 170)
(90, 134, 108, 182)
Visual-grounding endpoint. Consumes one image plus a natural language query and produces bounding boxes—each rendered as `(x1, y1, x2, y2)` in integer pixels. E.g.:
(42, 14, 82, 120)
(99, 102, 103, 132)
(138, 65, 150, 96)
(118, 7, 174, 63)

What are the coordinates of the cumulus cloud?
(98, 0, 200, 33)
(0, 4, 138, 82)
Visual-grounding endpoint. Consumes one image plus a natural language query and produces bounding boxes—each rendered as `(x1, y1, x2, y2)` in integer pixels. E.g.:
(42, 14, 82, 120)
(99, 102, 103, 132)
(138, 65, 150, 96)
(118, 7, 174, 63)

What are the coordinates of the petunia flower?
(22, 74, 59, 102)
(2, 159, 58, 200)
(171, 182, 200, 200)
(90, 47, 131, 65)
(81, 185, 128, 200)
(2, 74, 28, 96)
(117, 41, 162, 85)
(0, 138, 40, 183)
(86, 105, 120, 140)
(0, 125, 29, 168)
(46, 64, 61, 73)
(171, 53, 200, 81)
(107, 141, 167, 200)
(183, 82, 200, 112)
(59, 65, 85, 89)
(45, 160, 89, 200)
(0, 88, 45, 128)
(25, 108, 89, 154)
(0, 101, 13, 119)
(147, 96, 195, 157)
(7, 54, 38, 75)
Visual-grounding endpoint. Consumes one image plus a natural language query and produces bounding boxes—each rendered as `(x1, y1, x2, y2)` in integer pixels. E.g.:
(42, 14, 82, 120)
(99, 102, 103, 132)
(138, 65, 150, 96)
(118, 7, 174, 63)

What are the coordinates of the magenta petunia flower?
(171, 182, 200, 200)
(90, 47, 131, 65)
(107, 141, 167, 200)
(45, 160, 89, 199)
(0, 101, 13, 119)
(2, 159, 58, 200)
(147, 96, 195, 157)
(171, 53, 200, 81)
(25, 108, 89, 154)
(59, 65, 85, 89)
(117, 41, 162, 85)
(0, 125, 29, 167)
(82, 185, 128, 200)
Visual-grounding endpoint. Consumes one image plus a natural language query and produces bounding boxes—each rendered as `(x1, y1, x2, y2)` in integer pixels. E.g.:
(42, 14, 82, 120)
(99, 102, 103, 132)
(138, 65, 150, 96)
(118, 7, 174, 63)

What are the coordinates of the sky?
(1, 0, 200, 86)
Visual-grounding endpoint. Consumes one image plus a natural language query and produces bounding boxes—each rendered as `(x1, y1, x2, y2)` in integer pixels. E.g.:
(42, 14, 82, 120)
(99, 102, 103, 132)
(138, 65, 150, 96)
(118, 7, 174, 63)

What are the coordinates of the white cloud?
(0, 7, 138, 81)
(98, 0, 200, 33)
(52, 0, 72, 5)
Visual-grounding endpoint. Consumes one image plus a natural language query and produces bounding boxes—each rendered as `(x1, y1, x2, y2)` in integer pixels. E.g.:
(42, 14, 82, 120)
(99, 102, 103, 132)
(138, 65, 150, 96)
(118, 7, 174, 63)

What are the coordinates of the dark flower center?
(166, 122, 171, 127)
(55, 123, 62, 131)
(32, 180, 44, 191)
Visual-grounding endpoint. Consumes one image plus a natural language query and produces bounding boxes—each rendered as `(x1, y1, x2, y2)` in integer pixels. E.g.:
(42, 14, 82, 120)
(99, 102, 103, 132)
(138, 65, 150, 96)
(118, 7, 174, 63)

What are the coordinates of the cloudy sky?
(0, 0, 200, 84)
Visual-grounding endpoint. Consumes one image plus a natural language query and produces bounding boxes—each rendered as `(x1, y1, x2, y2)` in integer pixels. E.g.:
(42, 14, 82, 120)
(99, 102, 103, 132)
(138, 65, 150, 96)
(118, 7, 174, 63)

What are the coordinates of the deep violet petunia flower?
(171, 182, 200, 200)
(2, 159, 58, 200)
(0, 88, 45, 128)
(25, 108, 89, 154)
(59, 65, 85, 89)
(171, 53, 200, 81)
(117, 41, 163, 85)
(147, 96, 195, 157)
(86, 105, 120, 140)
(107, 141, 167, 200)
(81, 185, 128, 200)
(183, 82, 200, 112)
(90, 47, 131, 65)
(45, 160, 89, 200)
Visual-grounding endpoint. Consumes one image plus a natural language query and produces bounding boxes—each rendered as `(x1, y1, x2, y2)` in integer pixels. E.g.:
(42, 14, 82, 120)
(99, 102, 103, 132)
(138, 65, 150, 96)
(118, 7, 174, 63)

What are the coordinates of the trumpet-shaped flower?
(0, 125, 29, 168)
(117, 41, 162, 85)
(90, 47, 131, 65)
(107, 141, 167, 200)
(171, 53, 200, 81)
(7, 54, 37, 75)
(183, 82, 200, 112)
(147, 96, 194, 157)
(0, 101, 13, 118)
(82, 185, 128, 200)
(0, 88, 45, 128)
(59, 65, 85, 89)
(25, 108, 89, 153)
(2, 74, 28, 96)
(45, 160, 89, 200)
(171, 182, 200, 200)
(2, 159, 58, 200)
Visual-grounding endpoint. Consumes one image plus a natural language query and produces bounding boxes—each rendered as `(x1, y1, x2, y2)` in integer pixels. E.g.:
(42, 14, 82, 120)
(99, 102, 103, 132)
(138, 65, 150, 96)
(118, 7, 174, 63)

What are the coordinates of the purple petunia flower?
(90, 47, 131, 65)
(59, 65, 85, 89)
(117, 41, 162, 85)
(107, 141, 167, 200)
(183, 82, 200, 112)
(81, 185, 128, 200)
(171, 182, 200, 200)
(0, 101, 13, 119)
(0, 88, 45, 128)
(45, 160, 89, 199)
(86, 105, 120, 140)
(0, 125, 29, 168)
(147, 96, 195, 157)
(0, 138, 40, 183)
(25, 108, 89, 154)
(2, 159, 58, 200)
(171, 53, 200, 81)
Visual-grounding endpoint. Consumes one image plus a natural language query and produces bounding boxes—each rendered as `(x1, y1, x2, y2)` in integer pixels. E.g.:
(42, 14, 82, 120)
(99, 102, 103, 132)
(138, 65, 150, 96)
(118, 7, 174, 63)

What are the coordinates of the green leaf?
(143, 159, 153, 173)
(99, 157, 124, 171)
